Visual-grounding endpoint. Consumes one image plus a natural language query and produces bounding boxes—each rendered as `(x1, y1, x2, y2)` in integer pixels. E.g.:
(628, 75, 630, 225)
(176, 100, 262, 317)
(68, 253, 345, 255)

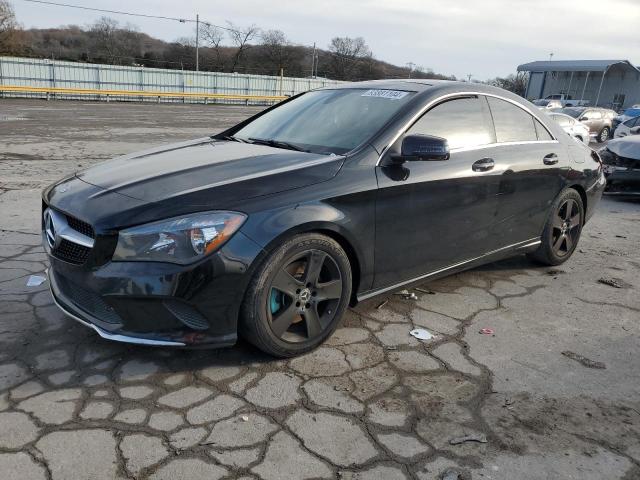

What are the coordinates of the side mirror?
(579, 117, 589, 122)
(630, 126, 640, 135)
(393, 134, 450, 163)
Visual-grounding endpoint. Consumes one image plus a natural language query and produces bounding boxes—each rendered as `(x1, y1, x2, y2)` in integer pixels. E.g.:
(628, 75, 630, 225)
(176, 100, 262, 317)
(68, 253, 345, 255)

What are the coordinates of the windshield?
(561, 108, 583, 118)
(233, 88, 416, 155)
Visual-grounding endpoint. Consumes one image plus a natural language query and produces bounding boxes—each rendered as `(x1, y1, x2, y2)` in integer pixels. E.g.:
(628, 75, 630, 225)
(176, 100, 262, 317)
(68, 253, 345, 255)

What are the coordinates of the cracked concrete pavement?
(1, 100, 639, 479)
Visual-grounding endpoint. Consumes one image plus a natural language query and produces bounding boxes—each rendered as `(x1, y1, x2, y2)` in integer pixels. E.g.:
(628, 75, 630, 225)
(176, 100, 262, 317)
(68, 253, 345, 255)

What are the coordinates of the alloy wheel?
(266, 249, 343, 343)
(551, 198, 581, 257)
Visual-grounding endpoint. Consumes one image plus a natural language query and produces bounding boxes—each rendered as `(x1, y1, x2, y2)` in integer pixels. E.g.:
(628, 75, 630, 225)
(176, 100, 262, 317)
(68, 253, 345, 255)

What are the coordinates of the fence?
(0, 56, 341, 105)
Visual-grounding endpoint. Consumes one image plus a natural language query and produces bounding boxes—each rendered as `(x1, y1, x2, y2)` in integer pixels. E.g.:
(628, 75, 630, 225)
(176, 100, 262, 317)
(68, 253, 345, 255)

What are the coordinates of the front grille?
(56, 275, 122, 325)
(54, 239, 91, 265)
(66, 215, 95, 239)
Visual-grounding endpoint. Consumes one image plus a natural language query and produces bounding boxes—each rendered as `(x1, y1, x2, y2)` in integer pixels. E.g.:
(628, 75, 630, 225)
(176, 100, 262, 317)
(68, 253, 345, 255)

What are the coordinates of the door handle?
(543, 153, 559, 165)
(472, 157, 495, 172)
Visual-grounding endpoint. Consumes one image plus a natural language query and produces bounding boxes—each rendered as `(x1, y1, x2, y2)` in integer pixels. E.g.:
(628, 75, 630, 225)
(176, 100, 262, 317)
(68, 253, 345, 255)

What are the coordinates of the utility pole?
(195, 14, 200, 71)
(549, 52, 554, 61)
(406, 62, 416, 78)
(467, 74, 472, 82)
(311, 43, 316, 79)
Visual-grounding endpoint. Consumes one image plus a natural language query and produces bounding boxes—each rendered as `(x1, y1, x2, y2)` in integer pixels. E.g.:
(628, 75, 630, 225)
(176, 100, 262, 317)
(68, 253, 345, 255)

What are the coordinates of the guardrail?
(0, 84, 287, 103)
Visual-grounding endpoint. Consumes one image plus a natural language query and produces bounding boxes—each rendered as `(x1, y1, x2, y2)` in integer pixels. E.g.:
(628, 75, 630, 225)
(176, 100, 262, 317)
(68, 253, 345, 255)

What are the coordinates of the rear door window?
(407, 96, 495, 149)
(487, 97, 538, 142)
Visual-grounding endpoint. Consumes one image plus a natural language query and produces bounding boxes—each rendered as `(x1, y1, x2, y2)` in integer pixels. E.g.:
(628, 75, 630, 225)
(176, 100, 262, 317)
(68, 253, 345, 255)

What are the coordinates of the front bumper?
(604, 168, 640, 197)
(47, 230, 265, 348)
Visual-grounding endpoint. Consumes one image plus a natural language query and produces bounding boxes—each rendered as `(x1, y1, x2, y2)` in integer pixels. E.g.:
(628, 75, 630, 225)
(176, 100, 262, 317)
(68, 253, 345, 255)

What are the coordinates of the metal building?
(517, 60, 640, 110)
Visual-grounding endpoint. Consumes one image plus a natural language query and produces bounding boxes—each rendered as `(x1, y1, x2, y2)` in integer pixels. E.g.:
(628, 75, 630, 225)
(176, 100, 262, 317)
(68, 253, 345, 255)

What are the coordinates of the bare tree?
(260, 29, 293, 75)
(89, 17, 141, 64)
(0, 0, 21, 54)
(328, 36, 371, 80)
(199, 23, 225, 70)
(227, 21, 259, 72)
(487, 72, 528, 96)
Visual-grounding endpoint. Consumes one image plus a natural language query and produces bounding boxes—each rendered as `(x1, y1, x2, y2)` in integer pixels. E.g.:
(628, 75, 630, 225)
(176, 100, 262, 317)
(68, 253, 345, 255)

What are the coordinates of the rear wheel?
(528, 188, 584, 266)
(598, 127, 610, 143)
(240, 233, 352, 357)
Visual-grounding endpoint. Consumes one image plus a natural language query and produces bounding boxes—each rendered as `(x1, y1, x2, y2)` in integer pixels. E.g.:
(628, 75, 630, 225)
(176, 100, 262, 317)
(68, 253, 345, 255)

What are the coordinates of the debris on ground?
(598, 277, 628, 289)
(547, 269, 565, 276)
(415, 287, 436, 294)
(376, 300, 388, 309)
(240, 414, 249, 422)
(394, 289, 418, 300)
(615, 235, 627, 239)
(409, 328, 434, 340)
(449, 433, 488, 445)
(26, 275, 46, 287)
(440, 469, 471, 480)
(479, 328, 494, 335)
(561, 351, 606, 369)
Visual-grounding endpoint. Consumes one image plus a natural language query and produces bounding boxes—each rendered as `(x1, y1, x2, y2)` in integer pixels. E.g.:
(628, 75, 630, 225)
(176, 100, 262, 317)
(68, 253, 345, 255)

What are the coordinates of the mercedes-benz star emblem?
(44, 210, 57, 249)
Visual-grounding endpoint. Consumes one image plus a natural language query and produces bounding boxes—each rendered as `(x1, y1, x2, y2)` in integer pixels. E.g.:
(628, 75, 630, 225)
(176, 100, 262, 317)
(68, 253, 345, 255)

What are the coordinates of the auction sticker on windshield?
(361, 89, 410, 100)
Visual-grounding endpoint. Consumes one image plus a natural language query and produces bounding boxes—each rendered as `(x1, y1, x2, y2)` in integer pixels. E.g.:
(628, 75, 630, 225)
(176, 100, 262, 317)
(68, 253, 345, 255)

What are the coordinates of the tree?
(199, 23, 225, 70)
(260, 29, 293, 75)
(89, 17, 142, 65)
(328, 36, 371, 80)
(227, 21, 259, 72)
(0, 0, 23, 54)
(487, 72, 528, 97)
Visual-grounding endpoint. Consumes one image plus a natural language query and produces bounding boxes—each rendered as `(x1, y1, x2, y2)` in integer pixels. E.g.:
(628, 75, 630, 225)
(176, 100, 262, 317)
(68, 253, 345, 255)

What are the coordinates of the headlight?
(113, 211, 246, 264)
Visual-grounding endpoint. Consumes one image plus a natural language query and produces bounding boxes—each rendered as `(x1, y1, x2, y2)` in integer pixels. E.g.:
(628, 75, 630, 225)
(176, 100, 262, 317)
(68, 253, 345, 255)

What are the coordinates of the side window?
(487, 97, 538, 142)
(588, 110, 602, 120)
(535, 118, 554, 140)
(408, 97, 494, 150)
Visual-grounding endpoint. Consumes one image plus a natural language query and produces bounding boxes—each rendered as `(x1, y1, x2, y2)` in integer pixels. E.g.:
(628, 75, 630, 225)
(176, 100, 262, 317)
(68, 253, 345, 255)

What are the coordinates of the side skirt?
(356, 238, 541, 302)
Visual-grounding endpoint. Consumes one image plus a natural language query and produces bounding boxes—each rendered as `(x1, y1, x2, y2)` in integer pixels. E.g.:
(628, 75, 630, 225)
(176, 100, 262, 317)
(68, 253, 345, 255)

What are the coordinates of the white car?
(546, 112, 590, 145)
(614, 116, 640, 138)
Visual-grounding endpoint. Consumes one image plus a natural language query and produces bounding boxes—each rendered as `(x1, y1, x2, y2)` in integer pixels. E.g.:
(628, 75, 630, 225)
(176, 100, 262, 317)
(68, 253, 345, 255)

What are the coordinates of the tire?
(240, 233, 352, 357)
(598, 127, 610, 143)
(528, 188, 584, 266)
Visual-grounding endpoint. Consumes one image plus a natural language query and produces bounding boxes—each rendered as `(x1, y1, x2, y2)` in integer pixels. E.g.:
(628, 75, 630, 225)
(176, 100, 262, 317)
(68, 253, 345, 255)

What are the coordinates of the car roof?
(320, 79, 528, 103)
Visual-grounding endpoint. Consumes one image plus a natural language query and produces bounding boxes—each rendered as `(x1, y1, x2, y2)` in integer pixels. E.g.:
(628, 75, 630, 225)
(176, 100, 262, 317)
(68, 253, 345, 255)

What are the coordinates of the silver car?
(546, 112, 590, 145)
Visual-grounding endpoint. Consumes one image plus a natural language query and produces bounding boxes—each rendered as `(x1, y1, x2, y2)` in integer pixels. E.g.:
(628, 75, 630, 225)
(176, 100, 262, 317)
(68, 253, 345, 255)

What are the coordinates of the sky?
(10, 0, 640, 80)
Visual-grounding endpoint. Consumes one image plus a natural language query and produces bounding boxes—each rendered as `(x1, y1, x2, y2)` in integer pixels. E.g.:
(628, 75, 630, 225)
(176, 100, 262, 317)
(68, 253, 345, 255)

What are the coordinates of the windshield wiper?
(220, 135, 250, 143)
(248, 137, 309, 152)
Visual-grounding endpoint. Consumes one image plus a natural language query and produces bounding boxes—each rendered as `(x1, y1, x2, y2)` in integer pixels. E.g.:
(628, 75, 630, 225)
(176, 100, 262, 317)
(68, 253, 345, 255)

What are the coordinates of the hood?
(77, 137, 345, 204)
(606, 136, 640, 160)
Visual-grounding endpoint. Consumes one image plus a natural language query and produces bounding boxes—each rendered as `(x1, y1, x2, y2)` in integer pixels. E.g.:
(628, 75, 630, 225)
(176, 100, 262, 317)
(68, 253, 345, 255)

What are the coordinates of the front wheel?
(528, 188, 584, 266)
(240, 233, 352, 357)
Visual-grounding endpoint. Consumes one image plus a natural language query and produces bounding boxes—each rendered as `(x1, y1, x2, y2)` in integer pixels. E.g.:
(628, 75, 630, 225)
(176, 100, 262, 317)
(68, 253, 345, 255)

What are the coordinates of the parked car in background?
(533, 98, 563, 109)
(533, 94, 588, 109)
(545, 112, 590, 145)
(560, 107, 617, 143)
(41, 80, 606, 357)
(612, 107, 640, 133)
(600, 135, 640, 196)
(613, 116, 640, 138)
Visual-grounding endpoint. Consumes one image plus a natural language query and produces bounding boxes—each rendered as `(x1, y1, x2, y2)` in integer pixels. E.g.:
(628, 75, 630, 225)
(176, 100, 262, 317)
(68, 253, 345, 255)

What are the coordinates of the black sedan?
(42, 80, 606, 357)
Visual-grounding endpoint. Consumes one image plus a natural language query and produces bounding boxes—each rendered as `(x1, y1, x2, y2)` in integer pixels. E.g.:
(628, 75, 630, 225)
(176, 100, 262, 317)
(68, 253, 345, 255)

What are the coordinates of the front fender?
(239, 201, 375, 295)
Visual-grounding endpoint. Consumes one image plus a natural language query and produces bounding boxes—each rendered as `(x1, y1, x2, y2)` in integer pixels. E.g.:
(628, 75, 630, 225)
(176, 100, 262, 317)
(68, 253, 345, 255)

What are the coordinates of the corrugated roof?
(517, 60, 640, 73)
